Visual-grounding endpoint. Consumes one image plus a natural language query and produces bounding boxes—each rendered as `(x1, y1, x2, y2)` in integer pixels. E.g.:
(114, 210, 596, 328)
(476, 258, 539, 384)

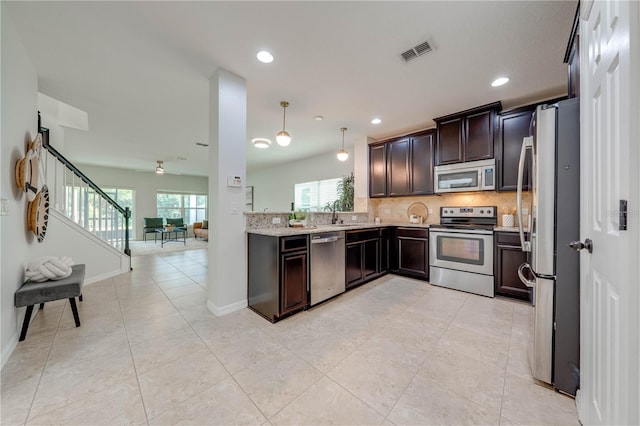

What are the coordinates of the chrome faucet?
(331, 200, 339, 224)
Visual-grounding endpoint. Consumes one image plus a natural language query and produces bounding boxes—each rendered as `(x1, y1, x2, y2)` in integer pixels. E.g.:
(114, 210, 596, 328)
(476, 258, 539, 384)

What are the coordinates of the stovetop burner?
(437, 206, 498, 229)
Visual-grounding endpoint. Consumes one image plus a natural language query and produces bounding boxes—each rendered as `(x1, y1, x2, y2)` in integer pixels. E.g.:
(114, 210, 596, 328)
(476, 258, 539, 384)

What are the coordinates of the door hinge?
(620, 200, 628, 231)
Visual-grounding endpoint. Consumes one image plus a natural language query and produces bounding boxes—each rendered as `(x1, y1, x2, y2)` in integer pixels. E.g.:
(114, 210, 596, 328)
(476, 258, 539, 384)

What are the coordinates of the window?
(294, 178, 341, 212)
(157, 192, 207, 224)
(65, 186, 134, 239)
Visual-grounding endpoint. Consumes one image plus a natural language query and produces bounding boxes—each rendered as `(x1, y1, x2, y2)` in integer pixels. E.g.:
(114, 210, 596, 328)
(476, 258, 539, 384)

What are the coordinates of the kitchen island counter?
(247, 222, 430, 236)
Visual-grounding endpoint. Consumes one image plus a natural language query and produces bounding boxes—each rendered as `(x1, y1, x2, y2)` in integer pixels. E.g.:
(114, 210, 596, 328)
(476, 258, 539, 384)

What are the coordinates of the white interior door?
(578, 1, 640, 424)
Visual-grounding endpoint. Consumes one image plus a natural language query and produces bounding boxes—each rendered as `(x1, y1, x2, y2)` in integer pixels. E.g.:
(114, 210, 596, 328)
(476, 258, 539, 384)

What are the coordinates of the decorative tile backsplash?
(245, 212, 370, 230)
(245, 192, 529, 229)
(369, 191, 530, 227)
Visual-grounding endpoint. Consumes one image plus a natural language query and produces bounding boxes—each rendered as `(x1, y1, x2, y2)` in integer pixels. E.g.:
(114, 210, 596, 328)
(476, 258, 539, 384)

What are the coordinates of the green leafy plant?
(337, 172, 354, 212)
(294, 210, 306, 220)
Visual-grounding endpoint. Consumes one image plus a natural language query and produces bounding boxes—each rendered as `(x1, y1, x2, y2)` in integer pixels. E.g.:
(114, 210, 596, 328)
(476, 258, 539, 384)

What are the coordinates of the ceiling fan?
(135, 160, 181, 175)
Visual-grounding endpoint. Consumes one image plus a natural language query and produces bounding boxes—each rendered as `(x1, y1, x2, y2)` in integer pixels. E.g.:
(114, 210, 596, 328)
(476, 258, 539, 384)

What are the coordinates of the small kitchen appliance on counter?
(429, 206, 497, 297)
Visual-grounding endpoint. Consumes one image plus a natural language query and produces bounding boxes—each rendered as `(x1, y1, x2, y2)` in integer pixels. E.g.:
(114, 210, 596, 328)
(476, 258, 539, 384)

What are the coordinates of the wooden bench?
(15, 264, 85, 341)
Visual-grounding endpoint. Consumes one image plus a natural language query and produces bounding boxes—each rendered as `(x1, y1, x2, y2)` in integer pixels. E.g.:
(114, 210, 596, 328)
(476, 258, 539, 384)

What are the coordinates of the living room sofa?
(193, 221, 209, 240)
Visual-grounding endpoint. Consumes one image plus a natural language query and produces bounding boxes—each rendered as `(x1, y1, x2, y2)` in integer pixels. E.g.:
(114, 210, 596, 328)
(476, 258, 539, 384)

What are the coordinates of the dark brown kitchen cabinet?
(387, 138, 410, 196)
(369, 130, 435, 198)
(435, 102, 501, 166)
(494, 232, 532, 301)
(393, 227, 429, 280)
(496, 106, 534, 191)
(280, 252, 308, 315)
(565, 4, 580, 99)
(409, 132, 435, 195)
(345, 229, 385, 289)
(369, 144, 387, 197)
(248, 234, 308, 322)
(379, 227, 390, 273)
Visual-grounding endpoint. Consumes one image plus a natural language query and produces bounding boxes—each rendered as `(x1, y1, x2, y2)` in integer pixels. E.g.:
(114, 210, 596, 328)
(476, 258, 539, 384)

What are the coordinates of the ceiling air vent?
(401, 40, 433, 63)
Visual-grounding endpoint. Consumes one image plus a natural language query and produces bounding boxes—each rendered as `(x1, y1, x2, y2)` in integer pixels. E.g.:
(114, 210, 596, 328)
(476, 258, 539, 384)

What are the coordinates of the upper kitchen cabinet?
(368, 130, 435, 198)
(387, 138, 410, 196)
(369, 144, 387, 198)
(410, 131, 435, 195)
(496, 106, 534, 191)
(564, 4, 580, 99)
(434, 102, 502, 166)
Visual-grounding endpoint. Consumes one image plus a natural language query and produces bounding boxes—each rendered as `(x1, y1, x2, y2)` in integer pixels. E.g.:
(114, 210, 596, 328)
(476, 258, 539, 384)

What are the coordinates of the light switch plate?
(384, 209, 391, 214)
(0, 198, 8, 216)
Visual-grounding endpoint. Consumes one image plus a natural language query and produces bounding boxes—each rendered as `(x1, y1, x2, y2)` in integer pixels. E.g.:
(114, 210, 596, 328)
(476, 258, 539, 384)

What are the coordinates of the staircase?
(39, 124, 132, 266)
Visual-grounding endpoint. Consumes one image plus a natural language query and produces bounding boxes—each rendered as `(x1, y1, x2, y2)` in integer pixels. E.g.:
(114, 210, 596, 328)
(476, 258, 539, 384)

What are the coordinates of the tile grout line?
(497, 303, 517, 425)
(23, 299, 66, 425)
(115, 273, 157, 426)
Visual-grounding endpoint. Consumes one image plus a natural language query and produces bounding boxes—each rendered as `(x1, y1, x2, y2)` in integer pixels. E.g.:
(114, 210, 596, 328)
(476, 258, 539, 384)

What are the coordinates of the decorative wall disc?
(15, 133, 42, 202)
(27, 185, 49, 243)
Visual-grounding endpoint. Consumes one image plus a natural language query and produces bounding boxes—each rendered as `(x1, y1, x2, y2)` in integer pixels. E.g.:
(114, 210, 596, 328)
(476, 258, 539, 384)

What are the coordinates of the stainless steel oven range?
(429, 206, 497, 297)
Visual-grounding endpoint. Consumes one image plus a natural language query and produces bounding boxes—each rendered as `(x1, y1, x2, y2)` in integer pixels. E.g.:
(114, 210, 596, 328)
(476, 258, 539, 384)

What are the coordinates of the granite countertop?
(247, 222, 431, 236)
(494, 226, 527, 233)
(248, 224, 527, 236)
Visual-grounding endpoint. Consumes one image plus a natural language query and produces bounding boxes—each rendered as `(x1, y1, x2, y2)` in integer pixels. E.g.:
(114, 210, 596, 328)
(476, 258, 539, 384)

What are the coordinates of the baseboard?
(206, 298, 247, 317)
(83, 268, 129, 286)
(1, 334, 18, 370)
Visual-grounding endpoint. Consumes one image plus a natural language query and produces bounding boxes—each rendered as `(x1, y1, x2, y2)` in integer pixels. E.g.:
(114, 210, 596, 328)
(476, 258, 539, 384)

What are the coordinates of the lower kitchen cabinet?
(494, 232, 532, 301)
(345, 228, 387, 290)
(280, 251, 308, 315)
(393, 227, 429, 280)
(248, 233, 308, 322)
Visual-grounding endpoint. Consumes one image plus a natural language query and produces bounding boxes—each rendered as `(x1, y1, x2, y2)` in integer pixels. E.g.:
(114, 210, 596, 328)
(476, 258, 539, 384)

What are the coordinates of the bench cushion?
(15, 264, 86, 307)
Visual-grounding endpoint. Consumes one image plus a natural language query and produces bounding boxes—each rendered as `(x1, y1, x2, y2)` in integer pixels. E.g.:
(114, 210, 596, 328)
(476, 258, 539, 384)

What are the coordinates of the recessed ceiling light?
(314, 116, 324, 121)
(256, 51, 274, 63)
(491, 77, 510, 87)
(252, 138, 271, 149)
(371, 118, 382, 124)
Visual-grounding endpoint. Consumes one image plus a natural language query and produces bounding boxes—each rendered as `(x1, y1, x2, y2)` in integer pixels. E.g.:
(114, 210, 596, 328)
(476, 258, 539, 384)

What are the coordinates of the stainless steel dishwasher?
(310, 231, 345, 306)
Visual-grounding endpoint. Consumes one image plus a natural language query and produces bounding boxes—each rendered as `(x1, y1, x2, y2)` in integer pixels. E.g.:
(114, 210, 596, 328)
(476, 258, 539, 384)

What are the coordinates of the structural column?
(207, 69, 247, 315)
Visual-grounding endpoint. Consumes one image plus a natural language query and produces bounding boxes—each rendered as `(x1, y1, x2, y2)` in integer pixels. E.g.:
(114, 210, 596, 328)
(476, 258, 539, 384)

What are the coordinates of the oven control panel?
(440, 206, 497, 218)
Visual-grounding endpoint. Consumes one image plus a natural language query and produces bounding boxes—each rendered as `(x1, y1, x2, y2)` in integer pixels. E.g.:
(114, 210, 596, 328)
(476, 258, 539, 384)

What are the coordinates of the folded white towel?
(25, 256, 75, 282)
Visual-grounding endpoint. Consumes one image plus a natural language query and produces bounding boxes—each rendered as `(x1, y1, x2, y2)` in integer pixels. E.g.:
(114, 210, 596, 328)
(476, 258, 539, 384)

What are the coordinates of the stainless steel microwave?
(434, 159, 496, 193)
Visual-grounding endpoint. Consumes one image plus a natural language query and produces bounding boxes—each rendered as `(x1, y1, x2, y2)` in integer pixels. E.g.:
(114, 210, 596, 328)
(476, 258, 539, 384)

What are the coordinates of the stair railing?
(39, 127, 131, 257)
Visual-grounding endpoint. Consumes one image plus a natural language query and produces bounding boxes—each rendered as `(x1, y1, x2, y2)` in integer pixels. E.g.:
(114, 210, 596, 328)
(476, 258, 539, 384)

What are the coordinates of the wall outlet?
(384, 209, 391, 214)
(0, 198, 8, 216)
(428, 208, 433, 214)
(272, 217, 281, 224)
(351, 215, 358, 221)
(522, 208, 528, 215)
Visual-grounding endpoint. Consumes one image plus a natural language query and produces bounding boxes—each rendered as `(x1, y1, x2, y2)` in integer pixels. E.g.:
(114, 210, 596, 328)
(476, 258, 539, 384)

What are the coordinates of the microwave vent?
(401, 40, 433, 63)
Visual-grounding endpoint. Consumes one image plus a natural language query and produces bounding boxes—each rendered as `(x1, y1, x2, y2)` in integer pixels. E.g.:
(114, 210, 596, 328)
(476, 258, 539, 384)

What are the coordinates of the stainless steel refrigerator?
(516, 98, 581, 396)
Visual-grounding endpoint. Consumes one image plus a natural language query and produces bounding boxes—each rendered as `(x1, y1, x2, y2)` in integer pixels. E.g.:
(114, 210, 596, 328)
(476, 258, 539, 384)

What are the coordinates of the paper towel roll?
(502, 214, 514, 227)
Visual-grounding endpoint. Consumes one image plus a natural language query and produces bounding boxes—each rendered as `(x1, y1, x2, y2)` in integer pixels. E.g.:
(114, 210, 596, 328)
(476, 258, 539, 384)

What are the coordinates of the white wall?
(77, 164, 207, 240)
(247, 150, 354, 212)
(1, 7, 40, 366)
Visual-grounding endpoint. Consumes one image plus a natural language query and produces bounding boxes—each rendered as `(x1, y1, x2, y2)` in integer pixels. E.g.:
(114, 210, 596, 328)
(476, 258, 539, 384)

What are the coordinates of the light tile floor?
(1, 248, 579, 425)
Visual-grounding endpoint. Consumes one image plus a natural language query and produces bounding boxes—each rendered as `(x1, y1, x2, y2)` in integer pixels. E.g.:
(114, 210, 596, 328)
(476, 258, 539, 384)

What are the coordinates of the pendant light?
(337, 127, 349, 161)
(276, 101, 291, 146)
(155, 161, 164, 174)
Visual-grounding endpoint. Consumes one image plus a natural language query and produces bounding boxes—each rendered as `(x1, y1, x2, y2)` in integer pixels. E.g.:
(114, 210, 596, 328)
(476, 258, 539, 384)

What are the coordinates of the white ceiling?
(6, 1, 577, 177)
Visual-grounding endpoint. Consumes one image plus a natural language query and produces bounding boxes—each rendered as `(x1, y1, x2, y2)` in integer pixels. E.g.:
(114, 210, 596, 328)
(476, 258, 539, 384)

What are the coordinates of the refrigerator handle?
(518, 263, 536, 288)
(517, 136, 533, 252)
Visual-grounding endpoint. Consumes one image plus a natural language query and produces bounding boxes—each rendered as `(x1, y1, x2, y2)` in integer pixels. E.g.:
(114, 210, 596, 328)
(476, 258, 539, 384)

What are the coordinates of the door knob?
(569, 239, 593, 253)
